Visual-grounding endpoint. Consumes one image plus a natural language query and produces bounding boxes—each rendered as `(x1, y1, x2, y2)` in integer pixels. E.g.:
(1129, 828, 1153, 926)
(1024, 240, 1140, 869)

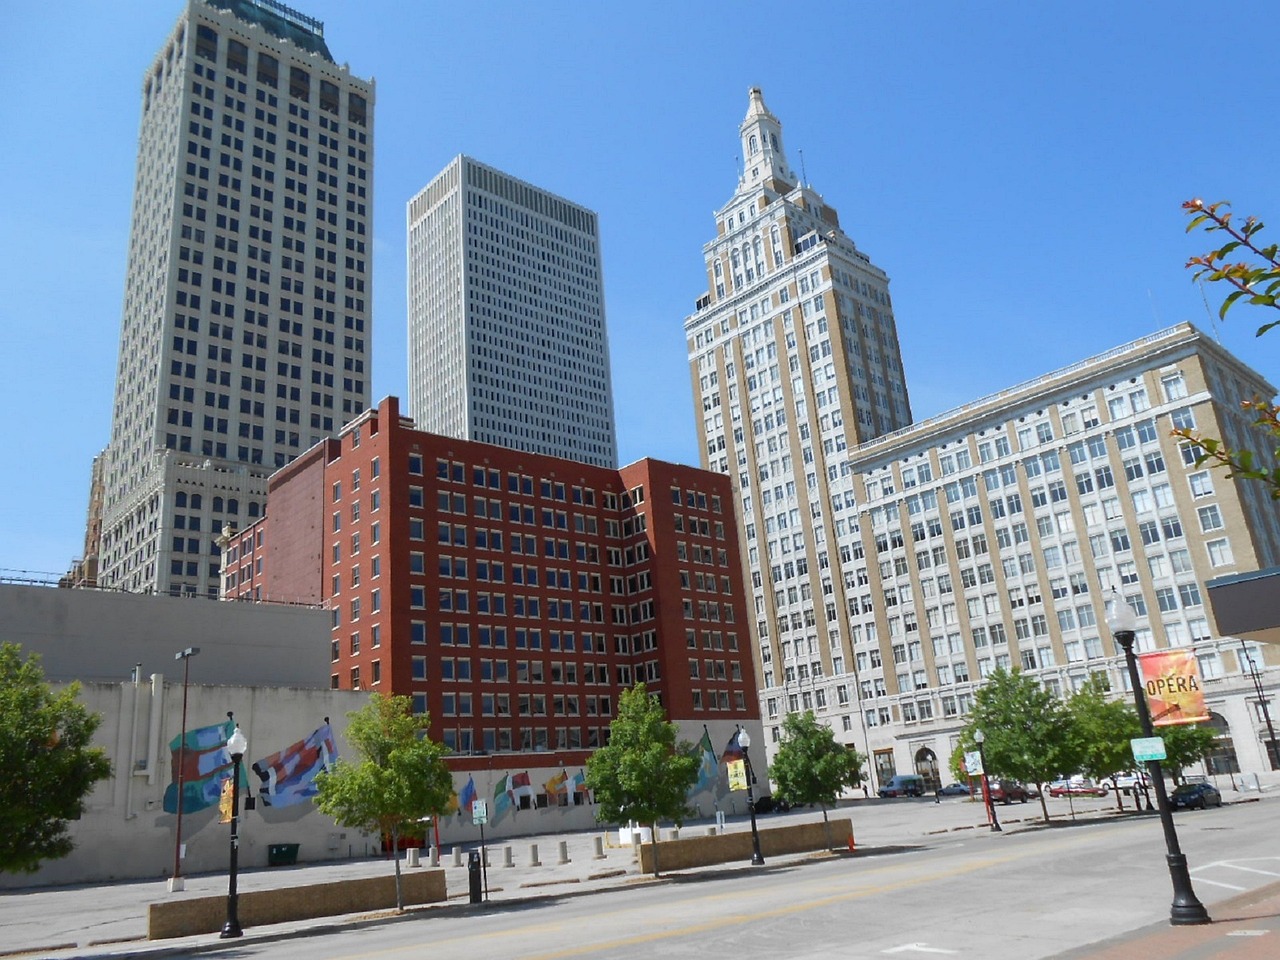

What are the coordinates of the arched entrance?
(1204, 712, 1240, 776)
(914, 747, 941, 792)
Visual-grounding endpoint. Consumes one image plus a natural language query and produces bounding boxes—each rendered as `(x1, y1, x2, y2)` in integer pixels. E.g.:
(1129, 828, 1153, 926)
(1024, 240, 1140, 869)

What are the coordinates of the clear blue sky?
(3, 1, 1278, 578)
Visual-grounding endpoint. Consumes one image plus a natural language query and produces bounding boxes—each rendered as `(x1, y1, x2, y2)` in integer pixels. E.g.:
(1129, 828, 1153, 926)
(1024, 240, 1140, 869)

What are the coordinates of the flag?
(458, 775, 478, 813)
(1139, 649, 1210, 726)
(571, 769, 587, 793)
(510, 771, 534, 802)
(696, 727, 718, 793)
(163, 718, 239, 814)
(722, 729, 744, 764)
(218, 777, 235, 824)
(544, 769, 569, 795)
(492, 775, 513, 819)
(250, 723, 337, 808)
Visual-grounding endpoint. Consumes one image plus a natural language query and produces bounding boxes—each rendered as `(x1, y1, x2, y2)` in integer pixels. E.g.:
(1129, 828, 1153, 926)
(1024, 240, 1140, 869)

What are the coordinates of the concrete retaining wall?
(147, 869, 447, 939)
(638, 817, 852, 873)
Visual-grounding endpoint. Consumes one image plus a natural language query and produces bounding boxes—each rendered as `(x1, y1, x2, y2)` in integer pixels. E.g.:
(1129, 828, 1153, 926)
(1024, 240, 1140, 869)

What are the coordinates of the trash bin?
(267, 843, 300, 866)
(467, 850, 482, 904)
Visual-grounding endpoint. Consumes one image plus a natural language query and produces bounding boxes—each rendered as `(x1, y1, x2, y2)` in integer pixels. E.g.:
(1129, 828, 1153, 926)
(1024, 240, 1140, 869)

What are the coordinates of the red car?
(988, 780, 1030, 804)
(1049, 778, 1109, 798)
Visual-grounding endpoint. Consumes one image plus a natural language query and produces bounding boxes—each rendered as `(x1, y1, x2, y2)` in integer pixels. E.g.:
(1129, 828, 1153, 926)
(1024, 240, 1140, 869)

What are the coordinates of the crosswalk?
(1190, 856, 1280, 892)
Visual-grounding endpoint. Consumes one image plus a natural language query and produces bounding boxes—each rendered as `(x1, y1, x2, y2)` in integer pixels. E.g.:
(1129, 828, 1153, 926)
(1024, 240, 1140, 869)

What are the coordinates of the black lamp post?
(973, 728, 1001, 833)
(1240, 640, 1280, 771)
(737, 728, 765, 866)
(1106, 590, 1210, 926)
(220, 724, 248, 939)
(170, 646, 200, 893)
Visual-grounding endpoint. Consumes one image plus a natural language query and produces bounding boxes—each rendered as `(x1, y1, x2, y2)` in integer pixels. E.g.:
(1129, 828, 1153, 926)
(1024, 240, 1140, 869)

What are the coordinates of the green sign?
(1131, 737, 1167, 763)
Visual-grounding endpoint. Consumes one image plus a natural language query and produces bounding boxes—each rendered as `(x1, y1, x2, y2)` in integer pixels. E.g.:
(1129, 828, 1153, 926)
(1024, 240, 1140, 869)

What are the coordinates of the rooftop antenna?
(1197, 280, 1223, 342)
(799, 148, 809, 188)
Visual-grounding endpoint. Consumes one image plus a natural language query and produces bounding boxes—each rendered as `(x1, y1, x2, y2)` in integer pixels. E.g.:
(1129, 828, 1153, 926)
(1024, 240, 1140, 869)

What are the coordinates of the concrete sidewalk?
(0, 789, 1264, 959)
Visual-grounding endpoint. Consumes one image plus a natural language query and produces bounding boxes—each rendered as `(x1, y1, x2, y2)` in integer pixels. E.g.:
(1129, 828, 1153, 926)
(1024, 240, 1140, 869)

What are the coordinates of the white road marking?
(1220, 864, 1280, 878)
(1226, 930, 1270, 937)
(883, 946, 958, 956)
(1188, 877, 1247, 891)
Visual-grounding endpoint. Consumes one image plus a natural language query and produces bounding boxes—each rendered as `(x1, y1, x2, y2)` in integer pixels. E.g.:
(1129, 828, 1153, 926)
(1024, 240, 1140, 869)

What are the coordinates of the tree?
(1177, 199, 1280, 498)
(1159, 722, 1219, 783)
(584, 683, 698, 877)
(1064, 676, 1142, 812)
(0, 643, 111, 874)
(769, 711, 864, 850)
(315, 694, 453, 912)
(953, 668, 1079, 822)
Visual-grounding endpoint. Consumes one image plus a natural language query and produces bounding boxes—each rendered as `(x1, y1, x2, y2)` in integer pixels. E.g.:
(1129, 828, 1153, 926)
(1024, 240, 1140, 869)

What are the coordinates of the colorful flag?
(722, 729, 744, 764)
(163, 718, 239, 814)
(1139, 649, 1210, 726)
(510, 771, 534, 802)
(544, 769, 569, 795)
(492, 775, 513, 819)
(571, 769, 587, 793)
(696, 727, 718, 792)
(458, 775, 478, 812)
(250, 723, 337, 808)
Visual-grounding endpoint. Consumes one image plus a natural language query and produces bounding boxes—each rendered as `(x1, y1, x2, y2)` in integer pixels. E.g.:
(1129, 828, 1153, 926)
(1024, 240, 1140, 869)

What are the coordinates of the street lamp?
(169, 646, 200, 893)
(220, 723, 248, 939)
(1106, 590, 1210, 926)
(973, 729, 1001, 833)
(1240, 640, 1280, 772)
(737, 728, 765, 866)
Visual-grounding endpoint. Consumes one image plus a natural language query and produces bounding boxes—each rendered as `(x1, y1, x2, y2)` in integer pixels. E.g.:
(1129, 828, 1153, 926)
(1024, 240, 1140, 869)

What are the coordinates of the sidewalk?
(0, 789, 1266, 959)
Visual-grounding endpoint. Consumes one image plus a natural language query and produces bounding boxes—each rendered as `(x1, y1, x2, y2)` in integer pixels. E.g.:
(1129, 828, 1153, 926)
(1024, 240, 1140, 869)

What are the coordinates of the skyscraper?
(407, 156, 618, 468)
(98, 0, 374, 597)
(687, 90, 1280, 785)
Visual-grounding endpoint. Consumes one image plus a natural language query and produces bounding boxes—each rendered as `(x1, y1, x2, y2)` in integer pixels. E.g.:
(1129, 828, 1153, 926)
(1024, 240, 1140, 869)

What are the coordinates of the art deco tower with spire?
(684, 88, 912, 743)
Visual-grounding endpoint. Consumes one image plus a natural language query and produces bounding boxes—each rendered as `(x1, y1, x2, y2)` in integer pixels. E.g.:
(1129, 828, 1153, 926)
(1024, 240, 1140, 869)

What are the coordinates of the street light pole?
(973, 729, 1001, 833)
(1106, 590, 1210, 926)
(737, 728, 765, 865)
(169, 647, 200, 894)
(1240, 640, 1280, 771)
(221, 723, 248, 939)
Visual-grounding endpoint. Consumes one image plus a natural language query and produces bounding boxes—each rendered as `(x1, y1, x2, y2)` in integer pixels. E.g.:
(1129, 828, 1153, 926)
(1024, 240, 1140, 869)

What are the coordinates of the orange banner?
(1138, 649, 1209, 726)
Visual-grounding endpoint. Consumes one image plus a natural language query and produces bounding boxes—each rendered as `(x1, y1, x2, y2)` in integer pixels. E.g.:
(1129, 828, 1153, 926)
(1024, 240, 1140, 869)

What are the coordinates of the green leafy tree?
(584, 683, 698, 877)
(769, 711, 864, 850)
(1064, 676, 1142, 811)
(1177, 199, 1280, 498)
(953, 668, 1079, 823)
(0, 643, 111, 874)
(1159, 722, 1219, 783)
(315, 694, 453, 911)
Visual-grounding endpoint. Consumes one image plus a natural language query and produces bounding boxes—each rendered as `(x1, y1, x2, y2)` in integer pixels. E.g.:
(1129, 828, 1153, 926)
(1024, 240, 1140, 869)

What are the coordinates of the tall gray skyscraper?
(98, 0, 374, 596)
(407, 155, 618, 468)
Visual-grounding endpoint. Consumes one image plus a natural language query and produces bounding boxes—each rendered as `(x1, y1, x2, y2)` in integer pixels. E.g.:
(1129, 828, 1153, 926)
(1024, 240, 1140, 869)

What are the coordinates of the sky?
(3, 1, 1279, 580)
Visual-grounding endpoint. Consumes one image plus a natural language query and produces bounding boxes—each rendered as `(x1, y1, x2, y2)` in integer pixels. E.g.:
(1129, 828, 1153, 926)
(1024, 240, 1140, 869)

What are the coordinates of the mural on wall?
(162, 718, 242, 814)
(250, 721, 338, 808)
(693, 727, 719, 795)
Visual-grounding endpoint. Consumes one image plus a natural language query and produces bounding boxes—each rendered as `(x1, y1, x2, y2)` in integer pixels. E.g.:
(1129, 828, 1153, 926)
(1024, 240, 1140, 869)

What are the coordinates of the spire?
(738, 87, 797, 193)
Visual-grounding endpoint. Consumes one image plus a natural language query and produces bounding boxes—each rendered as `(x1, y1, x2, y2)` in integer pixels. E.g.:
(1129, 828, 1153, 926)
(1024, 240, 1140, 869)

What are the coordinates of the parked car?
(751, 795, 791, 814)
(988, 780, 1030, 804)
(1113, 771, 1152, 794)
(1048, 778, 1109, 798)
(1170, 782, 1223, 810)
(938, 782, 972, 797)
(878, 774, 926, 798)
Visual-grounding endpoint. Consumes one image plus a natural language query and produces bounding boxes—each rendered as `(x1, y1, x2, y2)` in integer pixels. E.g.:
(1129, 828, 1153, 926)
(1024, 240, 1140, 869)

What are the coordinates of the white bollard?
(430, 846, 440, 867)
(593, 836, 606, 860)
(406, 847, 420, 868)
(503, 845, 514, 868)
(530, 843, 542, 867)
(558, 840, 570, 865)
(452, 846, 463, 868)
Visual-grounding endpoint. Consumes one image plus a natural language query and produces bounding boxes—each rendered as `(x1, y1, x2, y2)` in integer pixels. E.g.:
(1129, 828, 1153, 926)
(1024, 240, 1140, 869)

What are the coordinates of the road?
(148, 799, 1280, 960)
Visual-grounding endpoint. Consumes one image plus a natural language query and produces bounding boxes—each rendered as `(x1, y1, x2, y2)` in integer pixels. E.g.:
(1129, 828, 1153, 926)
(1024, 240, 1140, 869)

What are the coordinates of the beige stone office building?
(685, 89, 1280, 790)
(98, 0, 374, 597)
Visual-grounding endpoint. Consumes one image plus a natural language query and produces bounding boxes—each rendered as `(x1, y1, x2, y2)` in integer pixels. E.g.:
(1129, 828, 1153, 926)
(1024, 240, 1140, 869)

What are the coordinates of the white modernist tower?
(407, 155, 619, 468)
(99, 0, 374, 596)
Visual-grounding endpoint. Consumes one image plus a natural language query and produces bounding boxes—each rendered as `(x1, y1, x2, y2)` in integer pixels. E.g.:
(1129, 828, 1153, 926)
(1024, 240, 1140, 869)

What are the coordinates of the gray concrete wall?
(1, 583, 331, 686)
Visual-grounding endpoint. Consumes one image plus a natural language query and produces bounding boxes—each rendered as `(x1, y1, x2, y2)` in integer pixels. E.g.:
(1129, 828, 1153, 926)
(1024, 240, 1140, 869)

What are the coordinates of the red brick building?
(224, 397, 758, 771)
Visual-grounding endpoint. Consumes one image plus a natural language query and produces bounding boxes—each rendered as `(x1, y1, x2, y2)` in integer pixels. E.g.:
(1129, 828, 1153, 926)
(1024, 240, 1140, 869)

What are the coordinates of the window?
(1197, 505, 1223, 532)
(1207, 538, 1234, 567)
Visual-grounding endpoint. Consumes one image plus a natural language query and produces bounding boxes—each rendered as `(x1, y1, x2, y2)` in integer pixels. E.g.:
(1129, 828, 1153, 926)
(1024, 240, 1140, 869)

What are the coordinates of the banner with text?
(1138, 649, 1209, 726)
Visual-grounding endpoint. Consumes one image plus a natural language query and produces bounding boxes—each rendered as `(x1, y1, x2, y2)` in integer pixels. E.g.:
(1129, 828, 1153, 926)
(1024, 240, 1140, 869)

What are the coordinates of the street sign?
(1131, 737, 1167, 763)
(964, 751, 984, 776)
(472, 799, 488, 825)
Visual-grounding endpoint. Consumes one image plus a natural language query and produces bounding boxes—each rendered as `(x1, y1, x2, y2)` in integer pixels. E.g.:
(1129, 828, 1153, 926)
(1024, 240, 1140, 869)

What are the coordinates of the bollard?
(406, 847, 420, 868)
(503, 845, 514, 868)
(483, 847, 490, 868)
(631, 834, 640, 861)
(593, 835, 606, 860)
(430, 846, 440, 868)
(558, 840, 570, 865)
(453, 846, 463, 868)
(530, 843, 542, 867)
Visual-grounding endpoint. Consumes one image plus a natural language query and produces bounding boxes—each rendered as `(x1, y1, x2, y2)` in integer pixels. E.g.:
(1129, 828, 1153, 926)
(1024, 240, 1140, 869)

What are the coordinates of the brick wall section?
(147, 869, 447, 939)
